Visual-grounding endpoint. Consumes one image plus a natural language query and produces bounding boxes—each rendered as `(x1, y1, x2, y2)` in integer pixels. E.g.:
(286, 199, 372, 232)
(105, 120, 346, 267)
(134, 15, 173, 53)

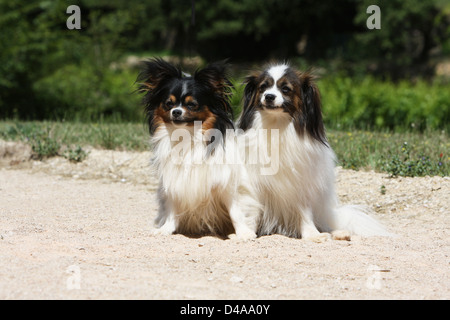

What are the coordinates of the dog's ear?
(243, 73, 259, 110)
(137, 57, 181, 94)
(194, 60, 234, 115)
(194, 60, 233, 97)
(238, 72, 260, 130)
(137, 58, 181, 135)
(298, 72, 327, 145)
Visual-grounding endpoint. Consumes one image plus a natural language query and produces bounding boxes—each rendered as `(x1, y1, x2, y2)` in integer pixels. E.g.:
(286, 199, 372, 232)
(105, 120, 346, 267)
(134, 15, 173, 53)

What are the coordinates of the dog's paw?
(151, 227, 174, 237)
(229, 230, 257, 242)
(303, 232, 331, 243)
(331, 229, 351, 241)
(237, 230, 257, 241)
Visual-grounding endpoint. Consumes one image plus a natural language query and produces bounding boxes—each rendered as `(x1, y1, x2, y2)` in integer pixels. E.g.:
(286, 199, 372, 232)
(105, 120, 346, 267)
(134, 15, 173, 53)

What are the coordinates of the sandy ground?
(0, 140, 449, 299)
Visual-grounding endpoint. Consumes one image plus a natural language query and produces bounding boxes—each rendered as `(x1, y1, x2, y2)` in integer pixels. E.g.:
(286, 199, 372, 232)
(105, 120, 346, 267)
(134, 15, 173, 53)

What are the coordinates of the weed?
(29, 128, 61, 160)
(379, 142, 447, 177)
(63, 145, 89, 163)
(0, 121, 448, 176)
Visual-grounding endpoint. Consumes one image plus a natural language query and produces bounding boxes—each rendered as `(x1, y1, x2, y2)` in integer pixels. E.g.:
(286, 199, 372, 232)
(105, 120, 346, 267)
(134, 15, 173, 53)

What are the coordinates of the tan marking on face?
(200, 108, 217, 132)
(155, 103, 172, 123)
(184, 96, 195, 104)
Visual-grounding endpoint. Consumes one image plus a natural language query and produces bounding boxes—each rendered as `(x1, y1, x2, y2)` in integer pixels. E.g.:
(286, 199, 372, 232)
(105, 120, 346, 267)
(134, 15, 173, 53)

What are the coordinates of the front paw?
(151, 226, 175, 236)
(331, 229, 351, 241)
(229, 229, 257, 242)
(303, 232, 331, 243)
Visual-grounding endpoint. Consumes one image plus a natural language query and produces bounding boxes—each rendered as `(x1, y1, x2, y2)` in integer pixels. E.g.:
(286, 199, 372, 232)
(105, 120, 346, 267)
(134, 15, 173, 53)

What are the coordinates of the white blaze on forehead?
(262, 64, 289, 107)
(267, 64, 288, 82)
(182, 81, 189, 97)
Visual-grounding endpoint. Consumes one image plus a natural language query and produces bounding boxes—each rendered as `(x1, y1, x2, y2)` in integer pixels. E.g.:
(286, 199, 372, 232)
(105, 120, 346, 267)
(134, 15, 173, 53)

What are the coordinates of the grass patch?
(328, 129, 449, 176)
(0, 121, 149, 151)
(63, 145, 90, 163)
(318, 76, 450, 131)
(28, 127, 61, 160)
(0, 121, 448, 177)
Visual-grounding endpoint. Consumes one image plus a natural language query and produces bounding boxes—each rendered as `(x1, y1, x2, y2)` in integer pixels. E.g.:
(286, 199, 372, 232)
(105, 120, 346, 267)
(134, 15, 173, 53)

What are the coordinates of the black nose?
(171, 109, 183, 118)
(265, 94, 276, 102)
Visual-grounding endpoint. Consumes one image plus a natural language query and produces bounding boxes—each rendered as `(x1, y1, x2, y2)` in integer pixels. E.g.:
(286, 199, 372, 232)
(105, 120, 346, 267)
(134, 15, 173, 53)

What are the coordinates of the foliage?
(379, 142, 447, 177)
(1, 121, 448, 177)
(327, 129, 448, 177)
(63, 145, 89, 163)
(318, 75, 450, 131)
(27, 127, 61, 160)
(0, 1, 68, 118)
(0, 0, 152, 120)
(33, 64, 142, 121)
(229, 74, 450, 131)
(0, 0, 449, 123)
(0, 121, 149, 151)
(352, 0, 450, 78)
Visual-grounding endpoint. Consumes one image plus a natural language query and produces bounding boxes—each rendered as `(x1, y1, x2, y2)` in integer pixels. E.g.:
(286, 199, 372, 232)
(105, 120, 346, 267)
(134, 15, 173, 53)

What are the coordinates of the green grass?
(0, 121, 149, 151)
(9, 67, 448, 132)
(318, 76, 450, 131)
(0, 121, 448, 177)
(327, 129, 448, 176)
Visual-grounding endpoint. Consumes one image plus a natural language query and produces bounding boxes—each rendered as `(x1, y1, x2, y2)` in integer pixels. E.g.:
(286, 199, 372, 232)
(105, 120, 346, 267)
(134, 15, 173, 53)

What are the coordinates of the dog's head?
(137, 58, 234, 136)
(239, 63, 327, 145)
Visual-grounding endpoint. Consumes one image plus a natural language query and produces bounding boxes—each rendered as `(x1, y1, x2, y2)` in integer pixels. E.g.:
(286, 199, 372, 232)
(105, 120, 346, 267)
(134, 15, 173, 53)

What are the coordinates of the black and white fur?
(138, 58, 259, 239)
(239, 63, 391, 240)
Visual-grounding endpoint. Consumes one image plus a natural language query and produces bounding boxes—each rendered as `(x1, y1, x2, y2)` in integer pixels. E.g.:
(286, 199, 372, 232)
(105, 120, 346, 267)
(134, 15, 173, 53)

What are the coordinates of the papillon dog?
(239, 62, 391, 240)
(137, 58, 259, 239)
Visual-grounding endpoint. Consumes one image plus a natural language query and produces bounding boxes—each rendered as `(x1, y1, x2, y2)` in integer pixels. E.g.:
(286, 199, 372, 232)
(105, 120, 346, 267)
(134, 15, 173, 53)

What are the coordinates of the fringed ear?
(298, 72, 327, 146)
(194, 60, 234, 117)
(137, 57, 181, 96)
(136, 58, 181, 135)
(238, 72, 260, 131)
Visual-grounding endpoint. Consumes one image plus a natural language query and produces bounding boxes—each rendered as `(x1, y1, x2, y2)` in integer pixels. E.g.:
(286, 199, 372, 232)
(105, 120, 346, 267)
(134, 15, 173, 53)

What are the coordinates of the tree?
(352, 0, 450, 79)
(0, 0, 68, 118)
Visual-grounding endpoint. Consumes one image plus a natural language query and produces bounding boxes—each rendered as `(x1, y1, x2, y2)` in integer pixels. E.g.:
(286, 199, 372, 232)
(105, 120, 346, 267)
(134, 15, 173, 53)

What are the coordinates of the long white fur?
(151, 123, 260, 239)
(243, 65, 391, 239)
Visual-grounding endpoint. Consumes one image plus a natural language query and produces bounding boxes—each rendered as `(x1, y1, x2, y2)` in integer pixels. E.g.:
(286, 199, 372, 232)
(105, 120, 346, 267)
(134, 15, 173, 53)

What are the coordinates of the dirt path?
(0, 141, 449, 299)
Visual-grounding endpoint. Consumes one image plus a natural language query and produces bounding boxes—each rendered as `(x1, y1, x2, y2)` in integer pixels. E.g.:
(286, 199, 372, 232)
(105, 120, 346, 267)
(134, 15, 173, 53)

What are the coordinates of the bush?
(379, 141, 447, 177)
(33, 64, 142, 121)
(318, 76, 450, 131)
(230, 74, 449, 131)
(63, 145, 89, 163)
(28, 127, 61, 160)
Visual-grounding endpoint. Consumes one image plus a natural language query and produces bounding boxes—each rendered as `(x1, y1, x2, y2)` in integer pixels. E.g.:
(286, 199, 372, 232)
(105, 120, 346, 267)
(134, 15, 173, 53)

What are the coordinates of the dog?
(137, 58, 259, 239)
(238, 62, 390, 240)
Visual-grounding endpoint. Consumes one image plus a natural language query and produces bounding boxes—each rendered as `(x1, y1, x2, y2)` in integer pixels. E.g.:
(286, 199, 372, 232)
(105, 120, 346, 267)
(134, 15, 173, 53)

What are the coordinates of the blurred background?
(1, 0, 449, 131)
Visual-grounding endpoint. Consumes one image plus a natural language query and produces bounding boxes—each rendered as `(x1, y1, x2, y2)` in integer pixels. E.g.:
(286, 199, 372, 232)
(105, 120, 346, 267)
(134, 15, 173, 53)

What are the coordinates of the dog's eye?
(165, 100, 175, 108)
(282, 86, 291, 94)
(186, 102, 198, 109)
(259, 83, 268, 92)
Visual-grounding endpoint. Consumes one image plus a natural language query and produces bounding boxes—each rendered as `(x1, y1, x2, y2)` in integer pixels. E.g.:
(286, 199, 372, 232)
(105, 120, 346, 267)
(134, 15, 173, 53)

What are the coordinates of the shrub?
(63, 145, 89, 163)
(230, 75, 450, 131)
(28, 127, 61, 160)
(378, 141, 447, 177)
(318, 76, 450, 131)
(33, 64, 142, 121)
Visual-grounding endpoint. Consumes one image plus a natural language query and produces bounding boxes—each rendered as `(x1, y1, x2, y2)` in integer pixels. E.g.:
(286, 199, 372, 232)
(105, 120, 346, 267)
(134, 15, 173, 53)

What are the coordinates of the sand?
(0, 140, 448, 299)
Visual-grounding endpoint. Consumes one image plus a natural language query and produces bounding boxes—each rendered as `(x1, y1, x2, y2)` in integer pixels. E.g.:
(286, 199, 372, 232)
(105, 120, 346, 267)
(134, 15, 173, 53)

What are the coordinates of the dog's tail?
(331, 205, 393, 237)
